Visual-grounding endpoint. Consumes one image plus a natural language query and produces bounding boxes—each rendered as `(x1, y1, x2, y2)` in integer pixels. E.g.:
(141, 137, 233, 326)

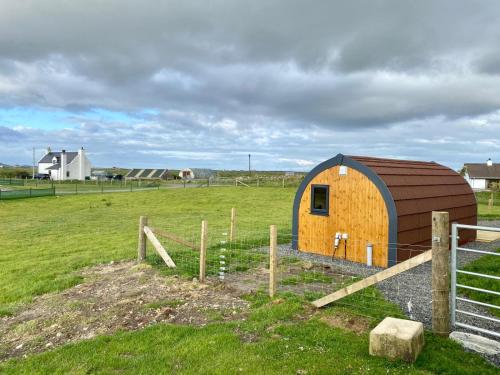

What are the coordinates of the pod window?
(311, 185, 329, 216)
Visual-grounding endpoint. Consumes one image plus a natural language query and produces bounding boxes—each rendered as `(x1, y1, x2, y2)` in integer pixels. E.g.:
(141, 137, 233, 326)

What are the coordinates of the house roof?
(349, 155, 477, 247)
(464, 163, 500, 179)
(46, 163, 61, 170)
(39, 152, 78, 164)
(125, 168, 168, 179)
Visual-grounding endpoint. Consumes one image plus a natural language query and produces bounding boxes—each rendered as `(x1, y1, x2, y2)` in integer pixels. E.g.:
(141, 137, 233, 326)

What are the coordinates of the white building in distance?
(38, 147, 92, 181)
(178, 168, 215, 179)
(463, 158, 500, 190)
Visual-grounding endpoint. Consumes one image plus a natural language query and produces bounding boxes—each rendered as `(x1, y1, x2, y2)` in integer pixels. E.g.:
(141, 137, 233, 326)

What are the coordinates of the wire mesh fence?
(0, 180, 162, 199)
(0, 178, 25, 186)
(0, 176, 302, 200)
(0, 187, 55, 200)
(143, 215, 438, 324)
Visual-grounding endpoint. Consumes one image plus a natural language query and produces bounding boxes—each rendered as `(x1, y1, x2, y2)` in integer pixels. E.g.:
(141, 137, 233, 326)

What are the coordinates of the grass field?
(458, 249, 500, 318)
(477, 191, 500, 219)
(0, 188, 498, 374)
(1, 296, 496, 375)
(0, 188, 294, 316)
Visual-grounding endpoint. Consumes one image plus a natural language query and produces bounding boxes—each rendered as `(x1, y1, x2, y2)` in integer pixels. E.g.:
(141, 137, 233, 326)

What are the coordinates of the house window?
(66, 171, 70, 178)
(311, 184, 329, 215)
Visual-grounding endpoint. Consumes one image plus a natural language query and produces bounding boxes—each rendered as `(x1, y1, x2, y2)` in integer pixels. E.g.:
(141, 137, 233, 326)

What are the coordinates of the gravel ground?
(273, 221, 500, 366)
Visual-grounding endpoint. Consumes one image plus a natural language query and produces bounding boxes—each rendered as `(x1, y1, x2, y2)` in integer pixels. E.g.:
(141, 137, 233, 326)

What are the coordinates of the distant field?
(0, 187, 295, 315)
(3, 178, 499, 219)
(476, 191, 500, 220)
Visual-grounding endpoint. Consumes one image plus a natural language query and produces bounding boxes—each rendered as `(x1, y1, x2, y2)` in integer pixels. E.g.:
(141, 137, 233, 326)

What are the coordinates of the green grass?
(0, 188, 497, 373)
(478, 204, 500, 219)
(0, 293, 496, 374)
(475, 191, 500, 206)
(476, 191, 500, 219)
(457, 249, 500, 317)
(280, 271, 335, 285)
(0, 187, 294, 315)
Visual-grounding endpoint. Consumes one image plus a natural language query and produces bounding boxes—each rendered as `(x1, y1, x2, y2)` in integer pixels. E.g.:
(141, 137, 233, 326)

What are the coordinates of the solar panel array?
(151, 169, 165, 178)
(125, 168, 168, 179)
(126, 169, 142, 178)
(141, 169, 155, 178)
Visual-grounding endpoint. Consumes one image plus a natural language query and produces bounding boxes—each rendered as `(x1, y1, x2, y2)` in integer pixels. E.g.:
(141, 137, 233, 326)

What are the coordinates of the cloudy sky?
(0, 1, 499, 170)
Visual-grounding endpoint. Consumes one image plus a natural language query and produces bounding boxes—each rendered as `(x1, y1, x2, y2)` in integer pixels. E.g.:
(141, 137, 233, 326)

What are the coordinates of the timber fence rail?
(134, 210, 462, 332)
(273, 235, 436, 323)
(136, 219, 434, 323)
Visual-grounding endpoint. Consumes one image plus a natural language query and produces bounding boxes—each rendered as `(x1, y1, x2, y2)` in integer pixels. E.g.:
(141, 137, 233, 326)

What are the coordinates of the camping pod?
(292, 154, 477, 267)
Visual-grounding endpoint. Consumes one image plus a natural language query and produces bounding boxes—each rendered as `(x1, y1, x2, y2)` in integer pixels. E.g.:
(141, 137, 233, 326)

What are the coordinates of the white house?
(464, 158, 500, 190)
(179, 168, 194, 179)
(178, 168, 215, 179)
(38, 147, 92, 181)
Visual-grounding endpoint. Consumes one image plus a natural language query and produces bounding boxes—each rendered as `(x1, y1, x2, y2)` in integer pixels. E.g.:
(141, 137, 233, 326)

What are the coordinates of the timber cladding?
(298, 166, 389, 267)
(292, 154, 477, 268)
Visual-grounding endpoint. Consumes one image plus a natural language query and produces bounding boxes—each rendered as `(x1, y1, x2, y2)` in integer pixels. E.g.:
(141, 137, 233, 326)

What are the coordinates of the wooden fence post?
(199, 220, 208, 282)
(488, 192, 493, 211)
(432, 211, 450, 336)
(138, 216, 148, 261)
(229, 207, 236, 242)
(269, 225, 278, 298)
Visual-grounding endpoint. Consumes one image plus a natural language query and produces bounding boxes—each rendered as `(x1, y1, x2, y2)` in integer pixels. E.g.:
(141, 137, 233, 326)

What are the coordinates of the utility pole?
(248, 154, 251, 176)
(32, 147, 35, 179)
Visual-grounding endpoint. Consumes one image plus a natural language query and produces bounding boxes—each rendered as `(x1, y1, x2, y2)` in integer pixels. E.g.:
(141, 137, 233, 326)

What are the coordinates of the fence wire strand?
(144, 216, 439, 323)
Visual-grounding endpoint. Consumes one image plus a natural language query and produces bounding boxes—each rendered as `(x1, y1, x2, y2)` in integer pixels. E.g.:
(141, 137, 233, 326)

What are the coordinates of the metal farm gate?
(451, 223, 500, 339)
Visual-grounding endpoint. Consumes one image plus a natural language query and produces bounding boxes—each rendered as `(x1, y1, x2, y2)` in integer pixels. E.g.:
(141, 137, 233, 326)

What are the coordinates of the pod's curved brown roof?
(349, 155, 477, 246)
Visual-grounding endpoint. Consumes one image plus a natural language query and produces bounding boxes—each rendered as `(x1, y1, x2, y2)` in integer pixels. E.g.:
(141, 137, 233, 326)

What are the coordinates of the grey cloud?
(477, 50, 500, 75)
(0, 1, 499, 168)
(0, 126, 25, 142)
(1, 110, 499, 170)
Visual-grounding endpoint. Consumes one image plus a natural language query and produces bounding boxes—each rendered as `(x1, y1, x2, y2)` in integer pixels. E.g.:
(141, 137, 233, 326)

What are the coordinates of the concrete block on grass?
(369, 317, 424, 363)
(450, 331, 500, 356)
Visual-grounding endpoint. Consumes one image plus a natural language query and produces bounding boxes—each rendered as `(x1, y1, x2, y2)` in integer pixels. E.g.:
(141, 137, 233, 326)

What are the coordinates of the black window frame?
(310, 184, 329, 216)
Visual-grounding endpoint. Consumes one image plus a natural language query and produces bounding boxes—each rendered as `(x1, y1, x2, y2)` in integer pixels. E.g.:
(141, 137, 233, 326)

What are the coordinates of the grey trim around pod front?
(291, 153, 398, 267)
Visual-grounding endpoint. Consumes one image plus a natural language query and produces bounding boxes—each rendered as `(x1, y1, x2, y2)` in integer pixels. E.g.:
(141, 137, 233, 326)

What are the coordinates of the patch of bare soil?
(220, 263, 354, 296)
(0, 261, 249, 362)
(219, 267, 269, 294)
(319, 313, 371, 335)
